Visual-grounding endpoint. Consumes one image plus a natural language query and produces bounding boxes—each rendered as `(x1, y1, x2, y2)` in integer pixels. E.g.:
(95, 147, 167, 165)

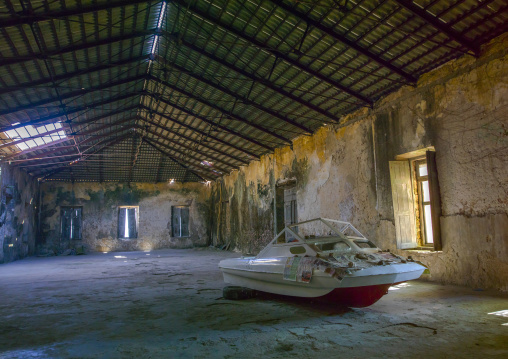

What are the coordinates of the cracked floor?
(0, 248, 507, 358)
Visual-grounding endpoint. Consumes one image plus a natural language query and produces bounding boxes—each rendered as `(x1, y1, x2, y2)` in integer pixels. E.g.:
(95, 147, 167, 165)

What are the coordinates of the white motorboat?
(219, 218, 426, 307)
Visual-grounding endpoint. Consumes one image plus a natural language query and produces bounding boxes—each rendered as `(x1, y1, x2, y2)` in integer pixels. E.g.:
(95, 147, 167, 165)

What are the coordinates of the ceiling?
(0, 0, 506, 183)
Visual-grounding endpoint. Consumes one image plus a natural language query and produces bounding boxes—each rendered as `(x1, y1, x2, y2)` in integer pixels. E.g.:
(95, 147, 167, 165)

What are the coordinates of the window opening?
(389, 150, 442, 250)
(118, 206, 138, 239)
(61, 207, 82, 240)
(415, 160, 433, 245)
(172, 206, 190, 237)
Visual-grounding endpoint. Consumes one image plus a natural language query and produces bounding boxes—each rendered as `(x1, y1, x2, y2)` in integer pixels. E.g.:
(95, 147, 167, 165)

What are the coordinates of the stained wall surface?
(0, 164, 39, 263)
(210, 34, 508, 290)
(40, 181, 211, 253)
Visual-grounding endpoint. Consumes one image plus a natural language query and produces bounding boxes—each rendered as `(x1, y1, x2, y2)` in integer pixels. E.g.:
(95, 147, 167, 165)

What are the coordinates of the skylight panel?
(4, 122, 67, 151)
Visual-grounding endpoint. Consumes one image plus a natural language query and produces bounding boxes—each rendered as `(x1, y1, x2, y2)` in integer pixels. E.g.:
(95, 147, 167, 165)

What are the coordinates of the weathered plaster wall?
(40, 182, 211, 253)
(0, 164, 39, 263)
(211, 34, 508, 290)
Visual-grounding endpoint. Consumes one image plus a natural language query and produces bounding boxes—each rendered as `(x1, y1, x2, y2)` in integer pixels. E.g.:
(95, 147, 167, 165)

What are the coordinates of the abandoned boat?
(219, 218, 426, 307)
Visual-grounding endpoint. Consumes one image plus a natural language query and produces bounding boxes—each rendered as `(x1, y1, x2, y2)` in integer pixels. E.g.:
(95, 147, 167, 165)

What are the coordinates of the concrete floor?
(0, 249, 507, 359)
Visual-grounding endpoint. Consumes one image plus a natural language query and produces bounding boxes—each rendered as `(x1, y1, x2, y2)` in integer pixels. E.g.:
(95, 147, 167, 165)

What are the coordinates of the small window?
(172, 206, 189, 237)
(415, 160, 434, 245)
(389, 150, 442, 250)
(118, 206, 138, 239)
(61, 207, 82, 240)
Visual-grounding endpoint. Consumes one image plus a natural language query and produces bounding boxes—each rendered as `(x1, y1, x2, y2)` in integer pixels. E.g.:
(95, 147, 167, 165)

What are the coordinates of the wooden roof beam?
(137, 118, 247, 167)
(0, 74, 146, 117)
(171, 0, 373, 106)
(141, 129, 233, 173)
(163, 39, 340, 123)
(393, 0, 480, 56)
(0, 29, 158, 67)
(268, 0, 417, 83)
(0, 0, 153, 29)
(139, 104, 260, 160)
(37, 132, 133, 180)
(0, 92, 141, 133)
(148, 75, 293, 144)
(151, 59, 312, 135)
(0, 55, 150, 96)
(143, 139, 211, 182)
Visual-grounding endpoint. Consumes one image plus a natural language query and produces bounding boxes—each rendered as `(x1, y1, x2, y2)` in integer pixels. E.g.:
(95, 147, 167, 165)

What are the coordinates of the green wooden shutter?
(118, 208, 126, 238)
(71, 208, 82, 240)
(426, 151, 442, 251)
(172, 207, 181, 237)
(284, 188, 297, 225)
(61, 208, 71, 240)
(389, 161, 417, 249)
(181, 207, 190, 237)
(128, 208, 137, 238)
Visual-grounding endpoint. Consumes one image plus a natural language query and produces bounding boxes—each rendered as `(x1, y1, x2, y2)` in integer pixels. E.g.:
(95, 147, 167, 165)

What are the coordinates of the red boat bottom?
(319, 284, 392, 308)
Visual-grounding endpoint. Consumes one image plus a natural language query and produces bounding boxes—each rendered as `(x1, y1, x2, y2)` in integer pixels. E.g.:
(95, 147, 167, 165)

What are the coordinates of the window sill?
(405, 248, 442, 254)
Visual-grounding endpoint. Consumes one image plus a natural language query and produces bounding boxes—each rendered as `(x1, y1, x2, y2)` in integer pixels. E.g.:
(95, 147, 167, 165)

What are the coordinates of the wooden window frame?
(390, 150, 442, 251)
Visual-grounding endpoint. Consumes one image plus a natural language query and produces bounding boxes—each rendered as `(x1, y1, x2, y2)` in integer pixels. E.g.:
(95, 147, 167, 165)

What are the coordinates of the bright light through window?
(4, 122, 66, 151)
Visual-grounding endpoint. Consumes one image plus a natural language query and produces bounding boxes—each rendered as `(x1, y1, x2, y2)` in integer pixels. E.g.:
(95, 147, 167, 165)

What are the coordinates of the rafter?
(3, 126, 134, 162)
(143, 139, 211, 181)
(170, 0, 373, 106)
(162, 40, 340, 124)
(151, 59, 312, 135)
(0, 55, 150, 96)
(138, 119, 246, 167)
(0, 29, 157, 67)
(268, 0, 417, 83)
(0, 126, 65, 150)
(72, 105, 140, 126)
(143, 94, 270, 156)
(0, 0, 151, 30)
(142, 131, 232, 174)
(73, 117, 137, 136)
(1, 136, 72, 161)
(37, 132, 133, 180)
(0, 92, 142, 134)
(0, 74, 146, 117)
(139, 104, 259, 160)
(393, 0, 480, 56)
(148, 75, 295, 142)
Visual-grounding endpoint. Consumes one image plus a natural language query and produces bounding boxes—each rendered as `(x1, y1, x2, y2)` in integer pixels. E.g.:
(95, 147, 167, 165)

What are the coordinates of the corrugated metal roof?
(0, 0, 506, 182)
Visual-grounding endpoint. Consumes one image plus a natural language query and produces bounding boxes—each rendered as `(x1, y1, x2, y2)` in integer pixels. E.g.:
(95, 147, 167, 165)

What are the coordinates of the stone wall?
(210, 34, 508, 290)
(0, 164, 39, 263)
(39, 181, 211, 253)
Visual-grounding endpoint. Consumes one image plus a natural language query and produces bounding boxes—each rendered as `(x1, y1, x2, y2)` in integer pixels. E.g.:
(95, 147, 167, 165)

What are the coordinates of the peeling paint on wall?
(0, 164, 39, 263)
(210, 34, 508, 291)
(40, 182, 210, 253)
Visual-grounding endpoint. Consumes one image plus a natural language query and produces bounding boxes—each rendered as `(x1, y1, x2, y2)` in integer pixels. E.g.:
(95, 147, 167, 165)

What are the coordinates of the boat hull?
(220, 258, 424, 307)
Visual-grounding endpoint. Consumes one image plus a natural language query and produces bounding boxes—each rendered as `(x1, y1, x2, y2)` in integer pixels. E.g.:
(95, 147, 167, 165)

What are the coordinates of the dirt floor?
(0, 248, 507, 359)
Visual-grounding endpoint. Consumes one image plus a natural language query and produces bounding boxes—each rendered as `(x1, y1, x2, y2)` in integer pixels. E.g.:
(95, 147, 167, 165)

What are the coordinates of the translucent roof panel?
(4, 123, 67, 151)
